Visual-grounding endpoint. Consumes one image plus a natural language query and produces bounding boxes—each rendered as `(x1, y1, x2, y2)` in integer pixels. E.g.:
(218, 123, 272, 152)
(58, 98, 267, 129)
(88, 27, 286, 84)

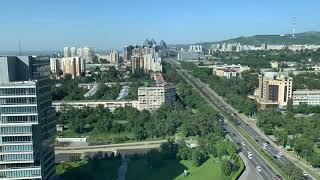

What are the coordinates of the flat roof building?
(255, 72, 293, 109)
(292, 90, 320, 106)
(52, 100, 139, 112)
(138, 84, 176, 111)
(0, 56, 56, 179)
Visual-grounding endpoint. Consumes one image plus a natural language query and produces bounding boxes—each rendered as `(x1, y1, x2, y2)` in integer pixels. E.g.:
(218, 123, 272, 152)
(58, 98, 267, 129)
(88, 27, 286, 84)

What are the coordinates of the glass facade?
(0, 56, 56, 180)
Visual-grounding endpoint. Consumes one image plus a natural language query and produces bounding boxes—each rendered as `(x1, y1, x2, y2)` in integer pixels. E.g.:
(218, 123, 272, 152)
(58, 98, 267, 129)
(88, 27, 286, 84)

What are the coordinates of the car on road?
(248, 154, 253, 159)
(263, 143, 268, 149)
(272, 175, 282, 180)
(247, 151, 252, 156)
(256, 166, 262, 172)
(241, 141, 246, 146)
(303, 171, 308, 177)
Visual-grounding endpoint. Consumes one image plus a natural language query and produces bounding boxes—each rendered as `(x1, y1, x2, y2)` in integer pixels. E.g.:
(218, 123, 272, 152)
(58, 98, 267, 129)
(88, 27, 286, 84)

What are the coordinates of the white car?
(242, 141, 246, 146)
(303, 171, 308, 176)
(256, 166, 262, 172)
(248, 154, 253, 159)
(278, 152, 283, 156)
(262, 143, 268, 149)
(247, 151, 252, 156)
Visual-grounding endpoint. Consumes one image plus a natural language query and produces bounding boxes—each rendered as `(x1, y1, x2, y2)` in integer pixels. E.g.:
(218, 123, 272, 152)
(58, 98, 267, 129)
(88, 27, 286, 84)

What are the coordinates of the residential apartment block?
(138, 84, 176, 111)
(50, 57, 85, 79)
(292, 90, 320, 106)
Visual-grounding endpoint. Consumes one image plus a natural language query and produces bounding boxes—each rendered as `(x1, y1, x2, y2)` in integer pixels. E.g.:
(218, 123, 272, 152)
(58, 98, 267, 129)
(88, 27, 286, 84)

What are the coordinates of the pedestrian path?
(116, 157, 128, 180)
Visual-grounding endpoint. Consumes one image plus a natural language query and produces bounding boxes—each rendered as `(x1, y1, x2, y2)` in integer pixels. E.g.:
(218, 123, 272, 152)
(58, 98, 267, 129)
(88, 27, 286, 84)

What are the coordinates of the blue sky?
(1, 0, 320, 51)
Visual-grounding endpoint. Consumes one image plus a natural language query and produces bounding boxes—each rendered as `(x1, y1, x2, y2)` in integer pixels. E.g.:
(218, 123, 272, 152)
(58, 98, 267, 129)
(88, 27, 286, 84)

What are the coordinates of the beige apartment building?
(50, 57, 85, 79)
(255, 73, 293, 109)
(138, 84, 176, 111)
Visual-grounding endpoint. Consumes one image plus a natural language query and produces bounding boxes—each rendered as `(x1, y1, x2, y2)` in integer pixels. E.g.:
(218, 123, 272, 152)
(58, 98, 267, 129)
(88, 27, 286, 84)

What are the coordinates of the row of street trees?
(181, 62, 258, 115)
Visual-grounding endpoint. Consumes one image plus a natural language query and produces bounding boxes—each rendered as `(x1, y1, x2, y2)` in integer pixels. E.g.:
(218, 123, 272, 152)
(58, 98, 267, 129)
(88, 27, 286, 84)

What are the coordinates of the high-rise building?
(70, 47, 77, 57)
(0, 56, 56, 179)
(109, 50, 119, 63)
(63, 47, 71, 57)
(82, 47, 93, 63)
(64, 47, 94, 63)
(143, 53, 162, 73)
(61, 57, 85, 79)
(123, 45, 133, 63)
(138, 83, 176, 111)
(189, 45, 203, 53)
(255, 72, 293, 109)
(130, 55, 143, 74)
(50, 57, 85, 79)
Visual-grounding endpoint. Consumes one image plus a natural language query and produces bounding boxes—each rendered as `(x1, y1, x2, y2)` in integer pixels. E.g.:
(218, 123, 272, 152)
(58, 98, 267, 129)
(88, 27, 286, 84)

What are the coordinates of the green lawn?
(126, 157, 227, 180)
(175, 158, 227, 180)
(56, 159, 120, 180)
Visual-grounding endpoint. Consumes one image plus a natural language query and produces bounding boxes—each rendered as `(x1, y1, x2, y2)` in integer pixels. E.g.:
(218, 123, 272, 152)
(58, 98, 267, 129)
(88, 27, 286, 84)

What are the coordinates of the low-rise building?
(266, 44, 286, 50)
(52, 100, 139, 112)
(177, 52, 201, 61)
(292, 90, 320, 106)
(212, 64, 250, 79)
(312, 65, 320, 71)
(270, 61, 279, 69)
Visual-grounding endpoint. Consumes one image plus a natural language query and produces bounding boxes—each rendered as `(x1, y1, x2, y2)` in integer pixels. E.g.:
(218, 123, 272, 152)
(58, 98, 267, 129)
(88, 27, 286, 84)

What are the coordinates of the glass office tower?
(0, 56, 56, 179)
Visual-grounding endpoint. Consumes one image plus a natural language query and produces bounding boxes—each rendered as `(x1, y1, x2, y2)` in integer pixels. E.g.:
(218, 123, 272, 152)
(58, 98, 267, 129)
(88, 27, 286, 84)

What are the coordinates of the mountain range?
(173, 31, 320, 49)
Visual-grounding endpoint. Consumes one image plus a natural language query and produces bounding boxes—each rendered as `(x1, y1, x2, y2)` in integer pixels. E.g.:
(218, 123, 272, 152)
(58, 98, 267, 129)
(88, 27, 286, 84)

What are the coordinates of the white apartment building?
(52, 100, 139, 112)
(266, 44, 286, 50)
(63, 47, 94, 63)
(189, 45, 203, 53)
(63, 47, 71, 57)
(50, 57, 85, 79)
(138, 84, 176, 111)
(70, 47, 77, 57)
(109, 50, 119, 63)
(143, 53, 162, 73)
(292, 90, 320, 106)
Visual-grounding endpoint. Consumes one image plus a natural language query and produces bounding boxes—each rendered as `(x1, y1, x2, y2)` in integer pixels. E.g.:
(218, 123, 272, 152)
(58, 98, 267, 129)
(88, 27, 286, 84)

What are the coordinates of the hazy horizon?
(1, 0, 320, 51)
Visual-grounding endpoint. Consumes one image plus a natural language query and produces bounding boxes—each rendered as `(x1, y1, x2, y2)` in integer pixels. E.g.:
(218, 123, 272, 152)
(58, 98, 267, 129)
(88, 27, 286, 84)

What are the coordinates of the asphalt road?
(171, 62, 282, 180)
(192, 76, 313, 180)
(170, 60, 315, 180)
(239, 152, 264, 180)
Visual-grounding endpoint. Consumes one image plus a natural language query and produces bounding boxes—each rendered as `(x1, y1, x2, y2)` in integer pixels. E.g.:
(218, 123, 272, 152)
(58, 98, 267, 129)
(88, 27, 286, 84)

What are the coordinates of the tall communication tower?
(292, 17, 296, 38)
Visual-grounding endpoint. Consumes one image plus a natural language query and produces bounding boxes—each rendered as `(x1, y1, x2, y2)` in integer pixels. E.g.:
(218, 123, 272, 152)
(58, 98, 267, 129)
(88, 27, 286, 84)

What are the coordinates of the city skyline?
(1, 0, 320, 51)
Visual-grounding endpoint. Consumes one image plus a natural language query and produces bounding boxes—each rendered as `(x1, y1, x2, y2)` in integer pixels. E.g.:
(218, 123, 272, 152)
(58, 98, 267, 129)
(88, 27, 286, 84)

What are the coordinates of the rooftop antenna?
(292, 17, 296, 38)
(19, 40, 21, 56)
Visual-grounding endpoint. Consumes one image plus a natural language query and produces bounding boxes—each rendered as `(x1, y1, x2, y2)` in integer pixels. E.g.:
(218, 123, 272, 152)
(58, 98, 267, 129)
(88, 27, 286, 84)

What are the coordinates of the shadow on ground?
(125, 158, 188, 180)
(57, 159, 120, 180)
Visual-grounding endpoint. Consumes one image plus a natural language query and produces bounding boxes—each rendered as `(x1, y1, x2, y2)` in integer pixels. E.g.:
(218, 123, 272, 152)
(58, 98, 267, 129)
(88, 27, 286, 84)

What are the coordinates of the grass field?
(126, 157, 228, 180)
(56, 159, 120, 180)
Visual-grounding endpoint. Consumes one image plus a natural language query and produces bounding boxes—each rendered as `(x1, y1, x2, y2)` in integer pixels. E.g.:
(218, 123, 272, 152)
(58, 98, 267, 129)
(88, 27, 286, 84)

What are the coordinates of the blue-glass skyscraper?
(0, 56, 56, 179)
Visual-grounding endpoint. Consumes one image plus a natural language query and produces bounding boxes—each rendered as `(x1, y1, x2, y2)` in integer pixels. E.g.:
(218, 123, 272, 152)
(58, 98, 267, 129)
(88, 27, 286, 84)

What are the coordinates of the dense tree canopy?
(181, 62, 258, 115)
(257, 110, 320, 168)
